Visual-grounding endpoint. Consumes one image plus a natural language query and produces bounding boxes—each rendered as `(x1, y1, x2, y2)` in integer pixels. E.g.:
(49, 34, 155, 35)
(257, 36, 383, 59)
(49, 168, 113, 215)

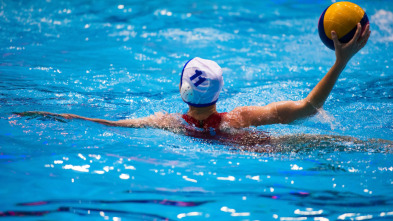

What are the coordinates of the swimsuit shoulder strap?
(203, 112, 227, 129)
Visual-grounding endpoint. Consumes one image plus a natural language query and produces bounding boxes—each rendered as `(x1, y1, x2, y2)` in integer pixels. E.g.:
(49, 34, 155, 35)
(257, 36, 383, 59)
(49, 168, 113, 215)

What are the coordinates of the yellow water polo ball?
(318, 1, 369, 50)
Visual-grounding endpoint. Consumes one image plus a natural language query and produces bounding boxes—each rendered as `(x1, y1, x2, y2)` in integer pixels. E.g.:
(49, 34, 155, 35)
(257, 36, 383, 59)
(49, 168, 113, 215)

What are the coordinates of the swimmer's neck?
(187, 104, 217, 121)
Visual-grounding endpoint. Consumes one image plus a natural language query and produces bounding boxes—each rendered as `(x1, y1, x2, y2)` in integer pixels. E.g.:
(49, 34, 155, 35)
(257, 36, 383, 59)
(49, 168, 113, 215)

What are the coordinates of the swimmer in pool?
(20, 24, 371, 143)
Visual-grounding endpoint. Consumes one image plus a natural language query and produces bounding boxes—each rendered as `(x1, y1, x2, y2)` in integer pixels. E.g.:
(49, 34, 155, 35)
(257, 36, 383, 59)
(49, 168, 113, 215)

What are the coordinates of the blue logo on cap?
(190, 70, 206, 87)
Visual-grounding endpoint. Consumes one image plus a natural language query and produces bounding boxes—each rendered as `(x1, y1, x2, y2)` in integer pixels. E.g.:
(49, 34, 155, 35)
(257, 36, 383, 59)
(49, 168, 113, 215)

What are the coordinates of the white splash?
(371, 10, 393, 42)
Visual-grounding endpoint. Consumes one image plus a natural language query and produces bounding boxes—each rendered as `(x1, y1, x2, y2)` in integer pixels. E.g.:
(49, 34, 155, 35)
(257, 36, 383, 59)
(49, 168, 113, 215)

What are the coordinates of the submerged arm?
(224, 23, 371, 128)
(18, 111, 182, 129)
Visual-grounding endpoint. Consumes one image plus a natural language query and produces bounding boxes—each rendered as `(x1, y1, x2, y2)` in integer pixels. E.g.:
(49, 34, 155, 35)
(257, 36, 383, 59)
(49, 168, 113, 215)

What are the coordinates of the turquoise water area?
(1, 0, 393, 220)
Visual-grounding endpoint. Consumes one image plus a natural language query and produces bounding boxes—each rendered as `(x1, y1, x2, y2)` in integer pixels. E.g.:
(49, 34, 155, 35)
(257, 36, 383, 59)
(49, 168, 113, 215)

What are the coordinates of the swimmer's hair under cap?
(180, 57, 224, 107)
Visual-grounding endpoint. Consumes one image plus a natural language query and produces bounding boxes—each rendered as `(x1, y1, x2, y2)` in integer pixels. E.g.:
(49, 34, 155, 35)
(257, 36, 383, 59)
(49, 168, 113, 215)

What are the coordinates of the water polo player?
(20, 23, 371, 141)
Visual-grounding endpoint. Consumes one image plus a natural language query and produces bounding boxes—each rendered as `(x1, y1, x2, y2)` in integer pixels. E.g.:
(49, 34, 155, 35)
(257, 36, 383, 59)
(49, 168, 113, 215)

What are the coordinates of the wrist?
(335, 59, 348, 68)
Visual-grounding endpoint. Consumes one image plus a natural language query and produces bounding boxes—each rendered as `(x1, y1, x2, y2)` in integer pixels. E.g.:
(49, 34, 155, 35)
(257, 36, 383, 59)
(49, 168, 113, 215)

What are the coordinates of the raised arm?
(224, 23, 370, 128)
(18, 111, 182, 130)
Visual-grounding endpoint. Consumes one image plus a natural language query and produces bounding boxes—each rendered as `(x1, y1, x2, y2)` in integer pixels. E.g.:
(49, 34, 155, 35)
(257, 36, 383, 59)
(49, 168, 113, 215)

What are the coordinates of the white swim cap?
(180, 57, 224, 107)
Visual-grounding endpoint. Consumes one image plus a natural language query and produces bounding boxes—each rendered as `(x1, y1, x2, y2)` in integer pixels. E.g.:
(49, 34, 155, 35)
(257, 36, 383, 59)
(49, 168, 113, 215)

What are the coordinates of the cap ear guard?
(180, 81, 195, 103)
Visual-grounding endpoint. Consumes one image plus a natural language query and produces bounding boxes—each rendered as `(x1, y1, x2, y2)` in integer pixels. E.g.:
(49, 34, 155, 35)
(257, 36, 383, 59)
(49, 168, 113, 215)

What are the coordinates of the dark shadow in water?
(120, 187, 393, 218)
(2, 198, 210, 219)
(0, 206, 172, 220)
(121, 187, 393, 208)
(17, 199, 211, 207)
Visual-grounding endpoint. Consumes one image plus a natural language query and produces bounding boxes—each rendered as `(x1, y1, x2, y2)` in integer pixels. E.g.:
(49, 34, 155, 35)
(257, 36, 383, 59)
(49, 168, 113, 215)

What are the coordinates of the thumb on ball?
(331, 31, 340, 46)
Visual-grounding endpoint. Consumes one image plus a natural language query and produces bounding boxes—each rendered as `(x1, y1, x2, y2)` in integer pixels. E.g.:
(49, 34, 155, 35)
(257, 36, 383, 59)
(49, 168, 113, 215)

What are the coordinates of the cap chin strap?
(184, 99, 218, 108)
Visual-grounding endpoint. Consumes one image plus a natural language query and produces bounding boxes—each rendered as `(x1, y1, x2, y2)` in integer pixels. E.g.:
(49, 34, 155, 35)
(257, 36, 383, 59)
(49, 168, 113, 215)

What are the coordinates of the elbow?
(301, 99, 319, 117)
(281, 100, 319, 124)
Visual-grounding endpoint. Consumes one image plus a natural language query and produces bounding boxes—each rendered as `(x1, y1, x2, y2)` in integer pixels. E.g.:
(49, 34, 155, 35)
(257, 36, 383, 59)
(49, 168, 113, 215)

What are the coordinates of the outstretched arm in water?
(18, 111, 182, 129)
(224, 23, 371, 128)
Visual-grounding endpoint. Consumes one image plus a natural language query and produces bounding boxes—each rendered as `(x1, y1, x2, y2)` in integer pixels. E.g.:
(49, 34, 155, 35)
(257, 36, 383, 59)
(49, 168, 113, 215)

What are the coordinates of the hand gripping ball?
(318, 1, 369, 50)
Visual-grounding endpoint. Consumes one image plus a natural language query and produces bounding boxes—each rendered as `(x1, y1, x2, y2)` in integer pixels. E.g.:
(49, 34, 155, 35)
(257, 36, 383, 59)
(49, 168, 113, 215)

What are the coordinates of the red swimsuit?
(182, 112, 227, 131)
(182, 112, 270, 146)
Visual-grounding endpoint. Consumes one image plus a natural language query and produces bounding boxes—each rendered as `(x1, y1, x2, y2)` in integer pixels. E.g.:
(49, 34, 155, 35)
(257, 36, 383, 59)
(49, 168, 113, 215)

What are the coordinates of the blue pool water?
(1, 0, 393, 220)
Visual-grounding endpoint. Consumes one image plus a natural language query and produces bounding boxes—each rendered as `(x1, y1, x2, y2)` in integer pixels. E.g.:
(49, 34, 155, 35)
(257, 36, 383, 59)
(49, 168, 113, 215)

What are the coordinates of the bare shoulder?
(222, 103, 279, 128)
(144, 112, 184, 129)
(116, 112, 183, 130)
